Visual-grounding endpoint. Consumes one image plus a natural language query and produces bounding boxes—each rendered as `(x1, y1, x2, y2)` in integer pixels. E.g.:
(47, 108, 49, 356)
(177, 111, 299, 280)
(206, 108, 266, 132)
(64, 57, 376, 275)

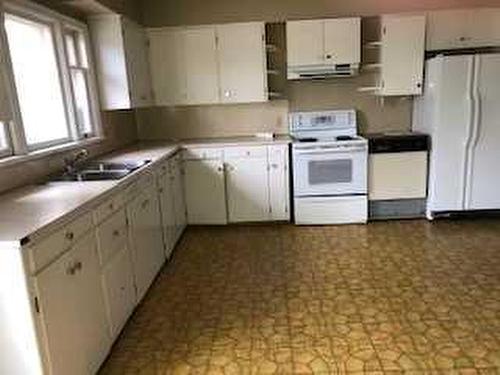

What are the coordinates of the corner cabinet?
(89, 15, 153, 110)
(148, 22, 268, 106)
(378, 14, 426, 96)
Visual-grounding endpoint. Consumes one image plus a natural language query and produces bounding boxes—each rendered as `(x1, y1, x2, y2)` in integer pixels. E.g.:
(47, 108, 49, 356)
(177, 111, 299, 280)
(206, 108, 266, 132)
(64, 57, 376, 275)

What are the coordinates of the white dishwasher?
(367, 133, 429, 219)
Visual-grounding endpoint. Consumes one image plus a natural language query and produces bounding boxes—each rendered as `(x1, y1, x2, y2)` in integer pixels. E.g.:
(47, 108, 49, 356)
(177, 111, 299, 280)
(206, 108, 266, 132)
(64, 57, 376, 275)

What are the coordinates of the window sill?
(0, 137, 105, 169)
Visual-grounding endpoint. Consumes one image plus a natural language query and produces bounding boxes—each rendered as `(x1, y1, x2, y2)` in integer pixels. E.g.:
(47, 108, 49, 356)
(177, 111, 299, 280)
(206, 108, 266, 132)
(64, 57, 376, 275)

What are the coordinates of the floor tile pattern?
(100, 219, 500, 374)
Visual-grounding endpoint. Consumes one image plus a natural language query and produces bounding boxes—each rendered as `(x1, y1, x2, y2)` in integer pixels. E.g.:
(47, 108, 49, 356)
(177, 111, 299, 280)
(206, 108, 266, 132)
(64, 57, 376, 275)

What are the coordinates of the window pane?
(77, 33, 89, 68)
(65, 33, 77, 67)
(71, 69, 92, 135)
(5, 14, 69, 147)
(0, 122, 8, 150)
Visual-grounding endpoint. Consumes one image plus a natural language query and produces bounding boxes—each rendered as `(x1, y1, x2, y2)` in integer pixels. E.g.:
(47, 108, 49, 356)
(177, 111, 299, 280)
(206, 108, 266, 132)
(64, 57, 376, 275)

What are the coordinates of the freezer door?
(466, 53, 500, 210)
(425, 55, 474, 212)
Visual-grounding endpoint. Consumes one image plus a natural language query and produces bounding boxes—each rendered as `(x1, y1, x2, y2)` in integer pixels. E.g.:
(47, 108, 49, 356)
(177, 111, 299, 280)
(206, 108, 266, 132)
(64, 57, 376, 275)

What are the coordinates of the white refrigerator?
(413, 53, 500, 219)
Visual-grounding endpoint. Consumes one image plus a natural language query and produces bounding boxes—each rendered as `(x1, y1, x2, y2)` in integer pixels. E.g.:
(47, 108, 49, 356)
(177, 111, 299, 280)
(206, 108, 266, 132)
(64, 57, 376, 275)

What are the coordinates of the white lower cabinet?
(34, 231, 110, 375)
(101, 246, 135, 338)
(182, 144, 291, 224)
(268, 145, 290, 221)
(127, 183, 165, 301)
(157, 170, 177, 258)
(97, 208, 135, 339)
(226, 154, 270, 223)
(171, 155, 187, 241)
(184, 158, 227, 224)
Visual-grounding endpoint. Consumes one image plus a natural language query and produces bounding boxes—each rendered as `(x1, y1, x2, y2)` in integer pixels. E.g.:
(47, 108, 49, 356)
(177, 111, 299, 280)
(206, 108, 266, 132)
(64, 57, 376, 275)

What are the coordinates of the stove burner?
(298, 138, 318, 142)
(336, 135, 355, 141)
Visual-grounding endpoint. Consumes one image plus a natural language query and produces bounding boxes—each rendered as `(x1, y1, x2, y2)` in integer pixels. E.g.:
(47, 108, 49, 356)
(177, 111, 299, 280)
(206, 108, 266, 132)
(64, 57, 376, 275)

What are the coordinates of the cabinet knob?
(65, 231, 74, 241)
(224, 90, 231, 98)
(325, 54, 332, 59)
(113, 229, 120, 237)
(74, 261, 82, 272)
(271, 163, 278, 169)
(159, 187, 164, 193)
(217, 166, 224, 173)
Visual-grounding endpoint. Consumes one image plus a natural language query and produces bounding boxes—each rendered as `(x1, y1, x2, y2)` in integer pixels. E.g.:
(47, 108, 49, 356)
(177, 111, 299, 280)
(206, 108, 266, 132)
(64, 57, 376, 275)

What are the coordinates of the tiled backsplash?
(0, 110, 137, 195)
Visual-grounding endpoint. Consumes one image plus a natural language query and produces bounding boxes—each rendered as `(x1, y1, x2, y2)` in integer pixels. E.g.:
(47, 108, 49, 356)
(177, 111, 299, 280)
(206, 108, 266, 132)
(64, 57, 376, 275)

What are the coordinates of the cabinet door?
(157, 173, 176, 258)
(148, 28, 187, 106)
(268, 145, 290, 221)
(286, 20, 324, 67)
(217, 22, 267, 103)
(36, 232, 110, 375)
(226, 156, 270, 223)
(380, 15, 425, 96)
(127, 185, 165, 301)
(467, 8, 500, 49)
(101, 246, 135, 339)
(426, 10, 469, 51)
(71, 236, 111, 374)
(184, 26, 219, 104)
(184, 159, 227, 224)
(171, 157, 187, 240)
(122, 17, 153, 107)
(324, 18, 360, 65)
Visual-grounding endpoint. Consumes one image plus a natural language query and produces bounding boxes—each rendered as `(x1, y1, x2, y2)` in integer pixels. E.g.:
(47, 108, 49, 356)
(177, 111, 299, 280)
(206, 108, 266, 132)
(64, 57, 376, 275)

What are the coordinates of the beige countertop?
(0, 137, 291, 246)
(0, 142, 179, 246)
(181, 135, 292, 147)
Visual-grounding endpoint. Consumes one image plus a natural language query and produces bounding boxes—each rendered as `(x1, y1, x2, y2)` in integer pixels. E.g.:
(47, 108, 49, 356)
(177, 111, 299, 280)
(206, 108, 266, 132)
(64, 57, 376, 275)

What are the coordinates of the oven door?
(293, 144, 367, 197)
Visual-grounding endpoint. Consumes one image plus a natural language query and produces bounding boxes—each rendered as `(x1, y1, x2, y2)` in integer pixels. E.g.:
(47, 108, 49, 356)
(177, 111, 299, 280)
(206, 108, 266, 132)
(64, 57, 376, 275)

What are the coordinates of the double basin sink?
(51, 160, 151, 182)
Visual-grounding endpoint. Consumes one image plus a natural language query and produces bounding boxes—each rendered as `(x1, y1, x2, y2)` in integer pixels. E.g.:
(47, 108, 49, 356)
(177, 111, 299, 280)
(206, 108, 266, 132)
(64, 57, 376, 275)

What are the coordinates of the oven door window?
(309, 159, 352, 185)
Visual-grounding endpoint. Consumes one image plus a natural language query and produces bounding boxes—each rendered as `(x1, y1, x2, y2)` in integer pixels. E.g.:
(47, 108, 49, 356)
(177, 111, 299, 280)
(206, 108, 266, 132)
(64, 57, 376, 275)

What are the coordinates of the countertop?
(0, 136, 291, 246)
(181, 135, 292, 147)
(0, 142, 179, 246)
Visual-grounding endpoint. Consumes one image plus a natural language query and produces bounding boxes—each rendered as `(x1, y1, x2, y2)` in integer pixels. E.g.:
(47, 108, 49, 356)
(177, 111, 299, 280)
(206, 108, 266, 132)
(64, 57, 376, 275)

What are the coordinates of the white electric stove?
(290, 110, 368, 225)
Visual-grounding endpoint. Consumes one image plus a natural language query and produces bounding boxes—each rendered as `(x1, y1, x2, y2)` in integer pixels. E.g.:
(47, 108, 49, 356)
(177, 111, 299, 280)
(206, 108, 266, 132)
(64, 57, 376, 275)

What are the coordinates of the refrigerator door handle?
(464, 55, 482, 209)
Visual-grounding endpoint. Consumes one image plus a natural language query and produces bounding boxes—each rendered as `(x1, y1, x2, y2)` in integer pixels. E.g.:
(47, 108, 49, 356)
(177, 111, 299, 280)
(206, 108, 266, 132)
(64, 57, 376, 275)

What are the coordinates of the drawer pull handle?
(109, 203, 114, 210)
(65, 232, 74, 241)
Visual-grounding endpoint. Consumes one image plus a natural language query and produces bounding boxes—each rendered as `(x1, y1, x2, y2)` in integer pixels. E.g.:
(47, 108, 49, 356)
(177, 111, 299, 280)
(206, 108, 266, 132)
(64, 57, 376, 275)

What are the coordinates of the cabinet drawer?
(29, 212, 94, 274)
(94, 192, 125, 224)
(183, 147, 223, 160)
(96, 208, 128, 266)
(224, 146, 267, 159)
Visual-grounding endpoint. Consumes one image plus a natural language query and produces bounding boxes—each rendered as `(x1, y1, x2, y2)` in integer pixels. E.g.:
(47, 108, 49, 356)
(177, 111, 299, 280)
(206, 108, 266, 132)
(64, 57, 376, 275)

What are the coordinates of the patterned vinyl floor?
(100, 219, 500, 374)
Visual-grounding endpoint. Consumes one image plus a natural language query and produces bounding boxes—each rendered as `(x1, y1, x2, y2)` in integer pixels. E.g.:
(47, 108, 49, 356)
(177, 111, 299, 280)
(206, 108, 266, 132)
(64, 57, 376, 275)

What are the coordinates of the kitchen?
(0, 0, 500, 374)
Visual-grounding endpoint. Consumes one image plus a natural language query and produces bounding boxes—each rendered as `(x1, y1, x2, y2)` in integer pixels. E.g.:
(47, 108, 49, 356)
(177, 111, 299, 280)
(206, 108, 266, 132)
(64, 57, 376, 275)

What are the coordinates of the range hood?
(287, 63, 360, 80)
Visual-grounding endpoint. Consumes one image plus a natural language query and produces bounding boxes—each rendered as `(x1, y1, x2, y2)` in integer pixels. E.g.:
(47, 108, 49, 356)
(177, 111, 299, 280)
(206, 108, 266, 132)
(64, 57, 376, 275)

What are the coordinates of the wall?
(142, 0, 500, 27)
(0, 110, 137, 195)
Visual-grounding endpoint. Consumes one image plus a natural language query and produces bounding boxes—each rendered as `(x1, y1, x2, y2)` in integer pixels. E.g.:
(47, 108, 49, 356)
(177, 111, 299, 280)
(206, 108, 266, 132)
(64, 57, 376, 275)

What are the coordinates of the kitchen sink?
(50, 159, 151, 182)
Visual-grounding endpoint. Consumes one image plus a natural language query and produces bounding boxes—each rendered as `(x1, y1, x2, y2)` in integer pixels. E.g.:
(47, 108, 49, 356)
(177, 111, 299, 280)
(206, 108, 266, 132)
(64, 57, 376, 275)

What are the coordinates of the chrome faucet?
(64, 149, 89, 174)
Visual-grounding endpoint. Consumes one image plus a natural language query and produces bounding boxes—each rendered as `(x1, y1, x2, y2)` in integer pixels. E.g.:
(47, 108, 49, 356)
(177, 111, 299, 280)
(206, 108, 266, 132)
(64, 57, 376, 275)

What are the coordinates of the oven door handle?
(294, 147, 367, 156)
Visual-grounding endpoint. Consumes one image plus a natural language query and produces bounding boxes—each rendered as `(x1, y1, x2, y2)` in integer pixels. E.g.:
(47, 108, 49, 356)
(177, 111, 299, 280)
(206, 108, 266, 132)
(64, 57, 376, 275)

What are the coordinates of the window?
(0, 1, 101, 158)
(0, 122, 9, 154)
(5, 13, 70, 148)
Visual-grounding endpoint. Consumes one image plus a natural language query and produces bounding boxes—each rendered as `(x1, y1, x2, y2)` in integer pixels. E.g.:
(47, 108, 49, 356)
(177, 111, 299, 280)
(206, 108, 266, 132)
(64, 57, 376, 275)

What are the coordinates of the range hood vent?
(287, 63, 360, 80)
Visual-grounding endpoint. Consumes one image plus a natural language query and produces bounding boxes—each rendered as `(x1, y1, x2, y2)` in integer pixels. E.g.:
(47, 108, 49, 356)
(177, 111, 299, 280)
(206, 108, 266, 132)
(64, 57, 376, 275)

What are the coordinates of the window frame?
(0, 0, 102, 161)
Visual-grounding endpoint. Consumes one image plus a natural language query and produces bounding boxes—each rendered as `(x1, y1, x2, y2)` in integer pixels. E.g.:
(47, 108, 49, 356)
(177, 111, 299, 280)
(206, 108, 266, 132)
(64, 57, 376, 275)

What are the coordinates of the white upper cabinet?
(184, 26, 219, 105)
(426, 8, 500, 51)
(379, 14, 426, 96)
(286, 17, 361, 78)
(149, 28, 187, 106)
(89, 15, 153, 110)
(147, 22, 267, 106)
(324, 18, 361, 65)
(286, 20, 324, 67)
(216, 22, 267, 104)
